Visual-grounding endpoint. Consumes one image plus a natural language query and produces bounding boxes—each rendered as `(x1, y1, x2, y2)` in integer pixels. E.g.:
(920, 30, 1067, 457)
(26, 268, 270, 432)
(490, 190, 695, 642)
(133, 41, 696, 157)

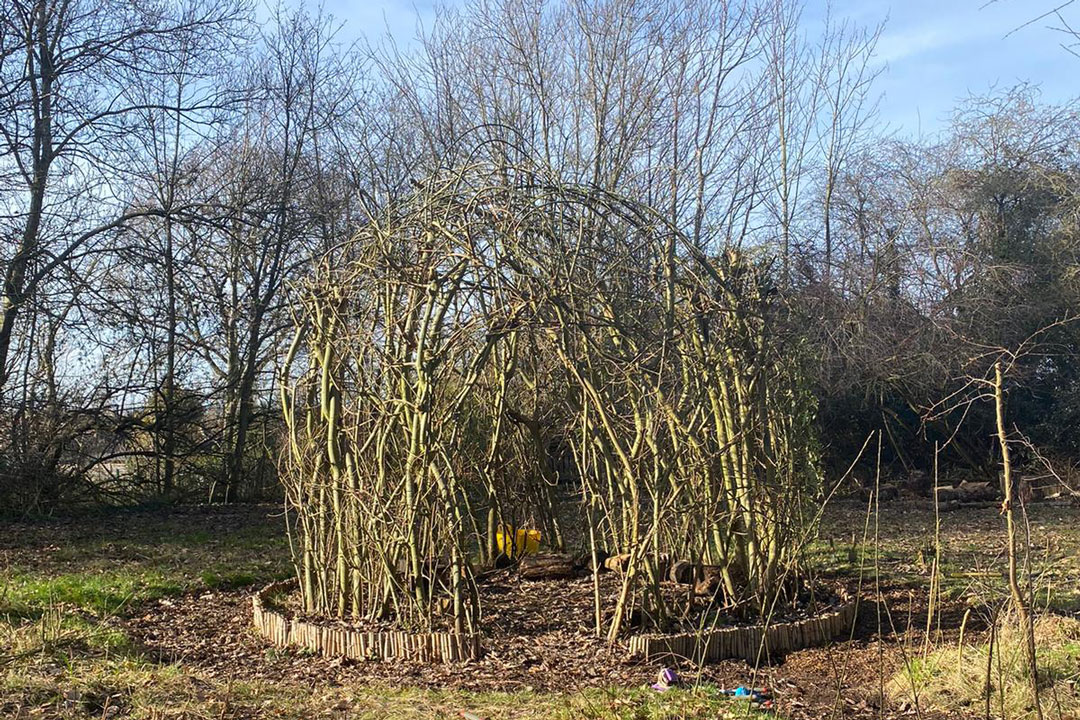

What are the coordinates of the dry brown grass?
(888, 614, 1080, 720)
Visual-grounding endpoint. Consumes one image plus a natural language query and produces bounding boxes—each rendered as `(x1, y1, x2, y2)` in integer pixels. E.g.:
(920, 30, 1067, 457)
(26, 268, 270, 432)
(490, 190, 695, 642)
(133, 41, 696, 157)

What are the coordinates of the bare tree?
(184, 6, 365, 501)
(0, 0, 247, 506)
(0, 0, 246, 396)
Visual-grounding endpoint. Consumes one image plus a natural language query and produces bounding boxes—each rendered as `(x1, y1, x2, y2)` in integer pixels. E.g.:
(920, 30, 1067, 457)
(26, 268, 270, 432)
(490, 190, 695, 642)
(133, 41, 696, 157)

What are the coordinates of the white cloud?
(874, 25, 955, 63)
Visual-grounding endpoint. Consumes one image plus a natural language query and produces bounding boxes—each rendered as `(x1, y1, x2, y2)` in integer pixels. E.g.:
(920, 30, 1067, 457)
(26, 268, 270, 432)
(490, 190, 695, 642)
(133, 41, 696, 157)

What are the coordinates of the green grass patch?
(1, 610, 133, 660)
(888, 614, 1080, 720)
(199, 569, 257, 590)
(2, 658, 769, 720)
(1, 507, 292, 623)
(1, 570, 183, 619)
(1036, 585, 1080, 616)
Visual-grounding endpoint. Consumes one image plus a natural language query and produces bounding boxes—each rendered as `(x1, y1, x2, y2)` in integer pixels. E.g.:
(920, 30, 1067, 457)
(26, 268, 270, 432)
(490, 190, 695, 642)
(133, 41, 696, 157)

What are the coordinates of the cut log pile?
(859, 475, 1072, 507)
(935, 477, 1071, 510)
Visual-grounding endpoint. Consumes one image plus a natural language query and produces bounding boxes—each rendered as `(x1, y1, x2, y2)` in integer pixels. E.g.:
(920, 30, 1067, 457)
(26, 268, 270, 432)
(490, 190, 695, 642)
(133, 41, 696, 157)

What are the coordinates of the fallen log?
(519, 553, 580, 580)
(604, 553, 632, 573)
(669, 560, 696, 584)
(935, 485, 961, 503)
(694, 565, 725, 597)
(957, 480, 996, 501)
(936, 481, 998, 505)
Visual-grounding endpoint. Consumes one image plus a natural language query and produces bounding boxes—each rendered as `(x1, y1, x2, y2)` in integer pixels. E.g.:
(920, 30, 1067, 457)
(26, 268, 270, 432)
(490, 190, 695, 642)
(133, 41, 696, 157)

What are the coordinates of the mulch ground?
(6, 501, 1014, 719)
(122, 571, 965, 719)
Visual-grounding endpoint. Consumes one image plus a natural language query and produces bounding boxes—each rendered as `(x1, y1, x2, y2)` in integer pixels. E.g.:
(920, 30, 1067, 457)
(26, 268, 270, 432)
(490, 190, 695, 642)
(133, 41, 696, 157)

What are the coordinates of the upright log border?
(253, 581, 856, 665)
(626, 591, 859, 663)
(251, 581, 482, 663)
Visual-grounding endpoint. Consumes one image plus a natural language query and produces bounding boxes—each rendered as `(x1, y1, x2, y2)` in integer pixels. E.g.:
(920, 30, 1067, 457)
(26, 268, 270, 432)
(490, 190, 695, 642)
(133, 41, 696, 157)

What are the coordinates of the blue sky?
(834, 0, 1077, 137)
(323, 0, 1076, 138)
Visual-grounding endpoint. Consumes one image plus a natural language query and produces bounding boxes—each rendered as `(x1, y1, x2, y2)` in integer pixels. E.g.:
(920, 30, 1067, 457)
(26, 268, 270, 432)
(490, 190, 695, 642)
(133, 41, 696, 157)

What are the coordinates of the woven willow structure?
(279, 159, 820, 639)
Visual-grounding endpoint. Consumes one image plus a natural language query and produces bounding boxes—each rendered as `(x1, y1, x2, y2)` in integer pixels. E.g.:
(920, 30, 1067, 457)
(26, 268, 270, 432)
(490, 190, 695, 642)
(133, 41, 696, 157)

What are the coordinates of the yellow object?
(496, 526, 541, 556)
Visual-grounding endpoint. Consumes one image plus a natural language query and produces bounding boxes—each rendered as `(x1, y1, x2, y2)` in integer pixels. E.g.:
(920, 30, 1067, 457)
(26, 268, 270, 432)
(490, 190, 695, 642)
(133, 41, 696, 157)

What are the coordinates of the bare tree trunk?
(994, 360, 1042, 720)
(0, 1, 53, 397)
(225, 324, 262, 503)
(162, 216, 177, 497)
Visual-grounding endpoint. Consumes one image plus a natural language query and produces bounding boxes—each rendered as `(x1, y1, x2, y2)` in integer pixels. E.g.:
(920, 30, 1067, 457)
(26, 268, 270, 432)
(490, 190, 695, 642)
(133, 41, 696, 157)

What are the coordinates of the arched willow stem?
(280, 158, 820, 636)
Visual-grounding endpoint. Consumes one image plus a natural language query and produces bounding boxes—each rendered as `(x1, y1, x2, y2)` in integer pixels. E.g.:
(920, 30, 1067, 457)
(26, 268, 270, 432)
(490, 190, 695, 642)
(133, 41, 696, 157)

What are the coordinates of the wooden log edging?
(626, 592, 859, 663)
(251, 580, 482, 663)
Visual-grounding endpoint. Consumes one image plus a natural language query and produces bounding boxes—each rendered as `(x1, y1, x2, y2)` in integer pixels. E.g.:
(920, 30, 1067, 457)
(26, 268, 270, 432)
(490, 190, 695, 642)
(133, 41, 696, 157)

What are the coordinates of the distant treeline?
(0, 0, 1076, 511)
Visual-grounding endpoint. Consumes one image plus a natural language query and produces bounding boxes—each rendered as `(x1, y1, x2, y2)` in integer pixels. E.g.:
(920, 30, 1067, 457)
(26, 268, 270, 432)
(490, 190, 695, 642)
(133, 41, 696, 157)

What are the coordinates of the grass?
(813, 500, 1080, 606)
(2, 608, 132, 659)
(1, 570, 184, 619)
(0, 506, 295, 717)
(4, 499, 1080, 718)
(5, 653, 772, 719)
(198, 569, 257, 590)
(0, 506, 767, 719)
(4, 647, 769, 719)
(888, 614, 1080, 720)
(1037, 586, 1080, 615)
(0, 508, 292, 617)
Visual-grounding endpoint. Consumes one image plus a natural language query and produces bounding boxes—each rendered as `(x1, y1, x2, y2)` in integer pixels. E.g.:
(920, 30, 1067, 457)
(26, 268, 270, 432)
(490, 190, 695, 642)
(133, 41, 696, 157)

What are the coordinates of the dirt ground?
(122, 578, 949, 718)
(3, 498, 1079, 719)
